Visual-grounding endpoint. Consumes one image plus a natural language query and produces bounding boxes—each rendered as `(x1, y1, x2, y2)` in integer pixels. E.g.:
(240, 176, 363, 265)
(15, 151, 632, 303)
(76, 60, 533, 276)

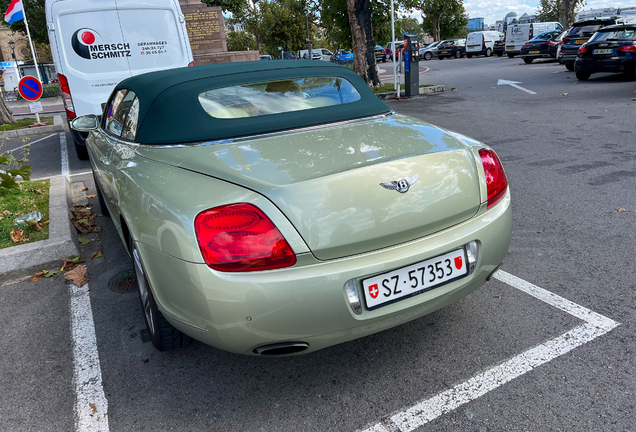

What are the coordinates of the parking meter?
(404, 34, 420, 97)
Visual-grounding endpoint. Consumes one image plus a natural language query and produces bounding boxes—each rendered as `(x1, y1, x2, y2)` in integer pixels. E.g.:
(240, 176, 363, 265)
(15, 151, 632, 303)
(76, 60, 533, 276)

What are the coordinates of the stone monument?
(178, 0, 259, 65)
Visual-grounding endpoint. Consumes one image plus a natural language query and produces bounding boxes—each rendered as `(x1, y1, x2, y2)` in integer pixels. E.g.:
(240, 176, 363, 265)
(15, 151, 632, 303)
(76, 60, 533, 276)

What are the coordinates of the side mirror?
(70, 114, 98, 132)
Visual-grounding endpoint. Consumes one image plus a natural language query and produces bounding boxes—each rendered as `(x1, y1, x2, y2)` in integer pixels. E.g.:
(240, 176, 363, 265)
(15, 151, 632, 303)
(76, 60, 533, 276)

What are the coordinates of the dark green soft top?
(112, 60, 391, 145)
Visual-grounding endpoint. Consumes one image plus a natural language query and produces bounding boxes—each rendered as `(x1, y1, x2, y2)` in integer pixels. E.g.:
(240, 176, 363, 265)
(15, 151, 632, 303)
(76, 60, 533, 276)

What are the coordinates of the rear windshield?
(531, 31, 561, 41)
(567, 24, 603, 37)
(198, 76, 361, 119)
(590, 28, 636, 41)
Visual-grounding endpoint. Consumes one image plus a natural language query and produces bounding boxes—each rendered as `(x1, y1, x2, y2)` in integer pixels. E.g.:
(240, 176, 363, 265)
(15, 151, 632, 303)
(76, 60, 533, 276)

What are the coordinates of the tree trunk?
(433, 15, 441, 41)
(0, 92, 16, 125)
(346, 0, 381, 86)
(562, 0, 571, 29)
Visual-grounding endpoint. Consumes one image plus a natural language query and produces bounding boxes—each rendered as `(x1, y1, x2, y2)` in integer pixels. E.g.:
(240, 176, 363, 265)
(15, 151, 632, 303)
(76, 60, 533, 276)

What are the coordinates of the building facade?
(467, 17, 485, 31)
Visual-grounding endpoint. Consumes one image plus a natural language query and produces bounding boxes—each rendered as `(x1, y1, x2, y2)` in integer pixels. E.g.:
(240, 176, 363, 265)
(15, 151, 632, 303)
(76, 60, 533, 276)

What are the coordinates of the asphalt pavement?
(1, 56, 635, 432)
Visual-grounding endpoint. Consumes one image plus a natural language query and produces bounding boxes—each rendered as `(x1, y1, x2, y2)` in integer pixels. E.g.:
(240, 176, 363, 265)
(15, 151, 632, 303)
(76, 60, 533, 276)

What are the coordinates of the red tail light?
(578, 46, 588, 55)
(562, 37, 570, 43)
(548, 41, 557, 46)
(618, 44, 636, 53)
(195, 203, 296, 272)
(522, 43, 529, 48)
(479, 148, 508, 209)
(57, 73, 76, 119)
(188, 61, 195, 66)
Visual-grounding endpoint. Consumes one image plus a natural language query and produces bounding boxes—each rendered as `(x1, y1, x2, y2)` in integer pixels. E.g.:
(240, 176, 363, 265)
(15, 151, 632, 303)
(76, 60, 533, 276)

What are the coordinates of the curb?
(0, 175, 79, 284)
(375, 85, 445, 100)
(3, 116, 67, 139)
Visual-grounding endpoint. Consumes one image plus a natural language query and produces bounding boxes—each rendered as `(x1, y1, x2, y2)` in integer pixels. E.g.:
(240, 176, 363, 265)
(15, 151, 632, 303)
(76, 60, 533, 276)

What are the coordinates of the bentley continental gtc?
(71, 61, 512, 356)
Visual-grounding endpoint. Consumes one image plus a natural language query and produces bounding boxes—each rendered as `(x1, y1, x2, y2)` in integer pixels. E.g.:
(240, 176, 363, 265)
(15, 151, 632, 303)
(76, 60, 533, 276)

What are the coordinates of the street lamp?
(303, 6, 312, 59)
(8, 39, 15, 60)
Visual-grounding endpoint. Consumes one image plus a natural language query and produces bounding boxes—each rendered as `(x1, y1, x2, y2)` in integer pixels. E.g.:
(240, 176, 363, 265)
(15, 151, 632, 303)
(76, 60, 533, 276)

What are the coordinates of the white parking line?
(359, 270, 619, 432)
(60, 132, 70, 181)
(69, 282, 109, 432)
(9, 133, 57, 153)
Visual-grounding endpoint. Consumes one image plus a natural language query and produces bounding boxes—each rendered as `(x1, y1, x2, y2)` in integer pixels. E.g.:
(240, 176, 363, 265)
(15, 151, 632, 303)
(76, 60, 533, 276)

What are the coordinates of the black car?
(574, 24, 636, 80)
(493, 36, 505, 57)
(559, 17, 626, 70)
(374, 45, 386, 62)
(437, 39, 466, 59)
(282, 51, 298, 60)
(520, 30, 565, 63)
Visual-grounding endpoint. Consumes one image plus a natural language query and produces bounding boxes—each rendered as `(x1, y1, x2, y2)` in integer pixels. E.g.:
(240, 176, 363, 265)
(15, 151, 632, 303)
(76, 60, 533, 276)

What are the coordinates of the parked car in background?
(574, 23, 636, 80)
(520, 30, 565, 63)
(419, 41, 441, 60)
(505, 22, 563, 57)
(282, 51, 298, 59)
(332, 49, 354, 64)
(260, 54, 272, 60)
(318, 48, 333, 61)
(299, 49, 322, 60)
(437, 39, 466, 59)
(384, 41, 404, 61)
(559, 17, 625, 70)
(70, 60, 511, 355)
(493, 33, 506, 56)
(466, 31, 504, 57)
(375, 45, 386, 62)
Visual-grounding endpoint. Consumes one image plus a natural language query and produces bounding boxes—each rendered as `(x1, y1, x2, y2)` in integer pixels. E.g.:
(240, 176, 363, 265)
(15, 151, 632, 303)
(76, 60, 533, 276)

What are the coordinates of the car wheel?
(486, 48, 492, 57)
(438, 56, 444, 60)
(565, 63, 574, 71)
(507, 53, 515, 58)
(455, 50, 461, 59)
(523, 57, 533, 64)
(93, 173, 110, 218)
(424, 52, 432, 60)
(466, 54, 473, 58)
(575, 70, 591, 80)
(131, 239, 194, 351)
(497, 52, 503, 57)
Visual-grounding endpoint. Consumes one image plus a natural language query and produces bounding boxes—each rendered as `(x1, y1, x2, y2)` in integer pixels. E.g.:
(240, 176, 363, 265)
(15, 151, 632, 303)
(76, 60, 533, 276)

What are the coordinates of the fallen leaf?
(10, 229, 24, 243)
(632, 98, 636, 101)
(26, 219, 42, 231)
(82, 187, 89, 192)
(566, 76, 570, 79)
(43, 270, 60, 278)
(86, 194, 96, 199)
(90, 251, 103, 260)
(41, 221, 50, 226)
(561, 93, 568, 96)
(89, 403, 97, 415)
(491, 87, 496, 89)
(2, 209, 12, 215)
(617, 208, 627, 212)
(31, 271, 45, 282)
(64, 265, 89, 287)
(494, 295, 501, 299)
(573, 81, 580, 84)
(78, 237, 91, 245)
(451, 87, 457, 91)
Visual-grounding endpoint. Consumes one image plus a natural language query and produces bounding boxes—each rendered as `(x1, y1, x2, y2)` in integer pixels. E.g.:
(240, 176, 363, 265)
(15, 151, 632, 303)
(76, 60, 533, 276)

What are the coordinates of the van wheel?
(524, 58, 533, 64)
(466, 54, 473, 58)
(507, 53, 515, 58)
(575, 70, 591, 80)
(424, 52, 432, 60)
(486, 48, 492, 57)
(565, 63, 574, 71)
(455, 50, 462, 59)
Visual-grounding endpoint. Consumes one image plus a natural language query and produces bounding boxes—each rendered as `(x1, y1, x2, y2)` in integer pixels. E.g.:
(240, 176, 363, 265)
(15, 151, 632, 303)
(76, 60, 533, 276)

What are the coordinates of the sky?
(408, 1, 636, 29)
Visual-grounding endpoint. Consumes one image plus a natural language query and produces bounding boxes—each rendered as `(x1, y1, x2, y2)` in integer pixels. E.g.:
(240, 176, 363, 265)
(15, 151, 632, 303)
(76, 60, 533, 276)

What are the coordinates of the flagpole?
(21, 3, 42, 123)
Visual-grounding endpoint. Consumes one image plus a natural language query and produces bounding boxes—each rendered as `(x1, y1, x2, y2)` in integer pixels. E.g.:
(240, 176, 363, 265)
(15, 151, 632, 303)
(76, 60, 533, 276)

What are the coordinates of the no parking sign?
(18, 76, 43, 102)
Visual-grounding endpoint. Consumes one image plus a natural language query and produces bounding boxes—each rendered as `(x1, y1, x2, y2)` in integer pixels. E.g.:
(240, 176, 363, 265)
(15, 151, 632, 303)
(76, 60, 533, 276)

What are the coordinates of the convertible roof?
(113, 60, 391, 145)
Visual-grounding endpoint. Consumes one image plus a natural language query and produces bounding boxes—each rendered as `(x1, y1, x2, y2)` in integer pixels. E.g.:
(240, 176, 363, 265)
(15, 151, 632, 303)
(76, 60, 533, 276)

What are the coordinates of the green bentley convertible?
(71, 61, 511, 356)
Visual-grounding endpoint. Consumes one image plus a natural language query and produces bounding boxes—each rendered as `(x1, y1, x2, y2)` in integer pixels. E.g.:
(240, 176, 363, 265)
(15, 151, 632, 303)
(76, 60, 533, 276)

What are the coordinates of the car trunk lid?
(136, 115, 482, 260)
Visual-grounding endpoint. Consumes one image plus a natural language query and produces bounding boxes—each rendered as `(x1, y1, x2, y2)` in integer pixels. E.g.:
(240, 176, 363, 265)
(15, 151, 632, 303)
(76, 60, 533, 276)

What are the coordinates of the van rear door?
(466, 32, 483, 53)
(114, 0, 193, 75)
(50, 0, 131, 116)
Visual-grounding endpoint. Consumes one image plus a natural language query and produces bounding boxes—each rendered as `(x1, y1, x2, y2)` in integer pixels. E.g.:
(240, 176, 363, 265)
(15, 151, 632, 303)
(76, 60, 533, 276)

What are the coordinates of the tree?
(0, 94, 16, 126)
(406, 0, 467, 42)
(346, 0, 380, 87)
(536, 0, 586, 28)
(0, 0, 47, 44)
(201, 0, 247, 16)
(395, 16, 424, 40)
(226, 30, 257, 51)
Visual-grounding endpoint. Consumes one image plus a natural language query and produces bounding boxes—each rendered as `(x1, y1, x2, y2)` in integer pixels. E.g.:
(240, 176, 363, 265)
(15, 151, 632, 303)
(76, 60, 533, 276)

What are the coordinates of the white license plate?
(593, 49, 612, 55)
(363, 249, 468, 310)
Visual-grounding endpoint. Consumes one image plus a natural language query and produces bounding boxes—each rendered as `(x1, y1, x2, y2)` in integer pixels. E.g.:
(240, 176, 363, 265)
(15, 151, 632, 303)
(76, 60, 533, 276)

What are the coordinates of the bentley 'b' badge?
(380, 174, 419, 193)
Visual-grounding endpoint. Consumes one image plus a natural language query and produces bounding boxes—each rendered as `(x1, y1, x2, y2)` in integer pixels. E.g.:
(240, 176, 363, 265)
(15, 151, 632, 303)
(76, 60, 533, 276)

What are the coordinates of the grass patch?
(2, 117, 54, 131)
(0, 180, 50, 249)
(372, 83, 435, 93)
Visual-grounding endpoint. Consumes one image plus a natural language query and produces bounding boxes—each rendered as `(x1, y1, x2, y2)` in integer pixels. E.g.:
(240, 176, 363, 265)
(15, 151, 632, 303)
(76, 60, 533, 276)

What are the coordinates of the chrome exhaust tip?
(253, 342, 309, 356)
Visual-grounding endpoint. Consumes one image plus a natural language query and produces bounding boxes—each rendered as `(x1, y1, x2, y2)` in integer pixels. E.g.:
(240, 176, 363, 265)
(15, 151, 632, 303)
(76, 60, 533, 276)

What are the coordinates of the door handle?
(100, 157, 111, 166)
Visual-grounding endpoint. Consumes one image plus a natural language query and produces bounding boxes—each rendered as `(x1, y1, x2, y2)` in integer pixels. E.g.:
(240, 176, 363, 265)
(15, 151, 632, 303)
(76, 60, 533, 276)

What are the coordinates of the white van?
(505, 22, 563, 57)
(46, 0, 193, 159)
(466, 31, 504, 57)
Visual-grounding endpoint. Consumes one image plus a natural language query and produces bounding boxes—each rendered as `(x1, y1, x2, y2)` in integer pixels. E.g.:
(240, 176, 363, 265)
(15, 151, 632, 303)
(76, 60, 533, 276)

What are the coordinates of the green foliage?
(536, 0, 586, 25)
(406, 0, 467, 41)
(226, 30, 258, 51)
(200, 0, 247, 16)
(0, 132, 31, 190)
(395, 16, 425, 40)
(0, 0, 48, 45)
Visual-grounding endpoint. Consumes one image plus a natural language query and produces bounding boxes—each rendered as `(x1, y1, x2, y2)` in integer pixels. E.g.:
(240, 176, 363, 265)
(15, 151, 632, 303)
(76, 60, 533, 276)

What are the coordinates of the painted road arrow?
(497, 79, 537, 95)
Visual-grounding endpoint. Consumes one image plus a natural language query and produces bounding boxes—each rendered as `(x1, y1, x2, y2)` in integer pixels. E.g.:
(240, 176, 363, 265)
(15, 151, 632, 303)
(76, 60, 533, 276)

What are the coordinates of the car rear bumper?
(138, 192, 512, 355)
(575, 58, 636, 73)
(521, 53, 554, 59)
(560, 52, 577, 63)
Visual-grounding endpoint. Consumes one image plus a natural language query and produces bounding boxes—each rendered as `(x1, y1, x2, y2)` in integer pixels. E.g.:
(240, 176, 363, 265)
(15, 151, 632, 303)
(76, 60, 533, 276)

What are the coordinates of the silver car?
(419, 41, 441, 60)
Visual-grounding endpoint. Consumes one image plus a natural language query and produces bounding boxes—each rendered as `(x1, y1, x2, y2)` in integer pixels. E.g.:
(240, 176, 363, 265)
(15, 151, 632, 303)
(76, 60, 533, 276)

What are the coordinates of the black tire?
(455, 50, 461, 59)
(565, 63, 574, 71)
(507, 53, 515, 58)
(131, 239, 194, 351)
(424, 52, 432, 60)
(438, 56, 444, 60)
(486, 48, 492, 57)
(466, 54, 473, 58)
(497, 52, 503, 57)
(92, 173, 110, 217)
(523, 57, 534, 64)
(576, 70, 591, 80)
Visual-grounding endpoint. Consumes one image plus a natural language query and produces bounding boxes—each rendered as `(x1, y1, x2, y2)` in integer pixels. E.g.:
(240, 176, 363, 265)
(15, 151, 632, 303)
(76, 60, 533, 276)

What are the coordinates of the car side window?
(122, 96, 140, 141)
(104, 90, 128, 137)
